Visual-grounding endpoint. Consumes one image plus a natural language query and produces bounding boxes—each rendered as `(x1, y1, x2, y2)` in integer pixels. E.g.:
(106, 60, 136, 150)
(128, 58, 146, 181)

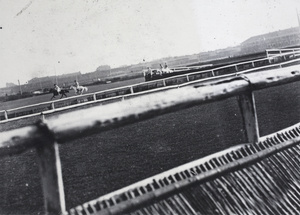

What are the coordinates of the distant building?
(96, 65, 111, 71)
(0, 85, 19, 96)
(195, 27, 300, 63)
(197, 46, 241, 63)
(27, 72, 83, 89)
(6, 82, 17, 87)
(240, 27, 300, 54)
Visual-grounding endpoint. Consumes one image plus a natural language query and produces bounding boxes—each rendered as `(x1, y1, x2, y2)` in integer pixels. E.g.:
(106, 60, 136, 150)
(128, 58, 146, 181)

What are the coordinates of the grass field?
(0, 80, 299, 214)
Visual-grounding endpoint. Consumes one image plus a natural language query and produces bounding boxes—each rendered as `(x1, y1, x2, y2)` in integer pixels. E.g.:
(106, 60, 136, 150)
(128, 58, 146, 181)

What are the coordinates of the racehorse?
(49, 88, 69, 100)
(161, 68, 174, 74)
(70, 85, 88, 95)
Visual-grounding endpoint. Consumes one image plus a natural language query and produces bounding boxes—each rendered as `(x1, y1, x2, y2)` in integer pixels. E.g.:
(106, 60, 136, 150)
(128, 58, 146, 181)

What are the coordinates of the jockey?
(147, 67, 153, 76)
(74, 80, 79, 88)
(54, 84, 61, 93)
(163, 62, 172, 73)
(74, 80, 80, 92)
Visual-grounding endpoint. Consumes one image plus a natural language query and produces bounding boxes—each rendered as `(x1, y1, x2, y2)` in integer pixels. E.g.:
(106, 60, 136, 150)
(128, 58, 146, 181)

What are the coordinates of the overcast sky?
(0, 0, 299, 87)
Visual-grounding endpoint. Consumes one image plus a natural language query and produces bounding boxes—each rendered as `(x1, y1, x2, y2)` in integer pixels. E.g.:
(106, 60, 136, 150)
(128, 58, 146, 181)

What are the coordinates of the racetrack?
(0, 80, 299, 214)
(0, 77, 144, 110)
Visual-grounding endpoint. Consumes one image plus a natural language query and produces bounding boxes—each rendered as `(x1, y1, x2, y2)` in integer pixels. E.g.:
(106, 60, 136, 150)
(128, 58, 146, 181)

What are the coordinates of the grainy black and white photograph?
(0, 0, 300, 214)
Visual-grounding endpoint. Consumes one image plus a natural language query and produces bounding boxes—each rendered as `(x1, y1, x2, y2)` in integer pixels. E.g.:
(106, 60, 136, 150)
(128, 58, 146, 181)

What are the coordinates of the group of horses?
(50, 85, 88, 100)
(145, 68, 174, 81)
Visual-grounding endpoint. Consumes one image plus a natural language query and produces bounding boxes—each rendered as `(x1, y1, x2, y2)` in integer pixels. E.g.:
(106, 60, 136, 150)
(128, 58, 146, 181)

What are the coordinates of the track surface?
(0, 77, 144, 110)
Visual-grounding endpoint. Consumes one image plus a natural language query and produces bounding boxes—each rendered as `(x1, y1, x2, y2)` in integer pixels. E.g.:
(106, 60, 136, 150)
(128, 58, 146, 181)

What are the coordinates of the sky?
(0, 0, 299, 88)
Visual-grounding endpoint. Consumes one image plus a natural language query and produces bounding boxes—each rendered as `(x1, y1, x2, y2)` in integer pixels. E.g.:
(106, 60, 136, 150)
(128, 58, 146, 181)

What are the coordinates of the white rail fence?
(266, 47, 300, 58)
(1, 49, 300, 123)
(0, 64, 300, 214)
(73, 123, 300, 215)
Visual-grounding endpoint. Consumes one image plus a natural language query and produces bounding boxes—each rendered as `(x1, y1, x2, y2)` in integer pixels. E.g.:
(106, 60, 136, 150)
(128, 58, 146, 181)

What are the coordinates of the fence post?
(268, 57, 272, 64)
(51, 102, 55, 110)
(186, 75, 190, 82)
(234, 64, 238, 72)
(41, 113, 45, 121)
(4, 111, 8, 120)
(93, 93, 97, 101)
(238, 91, 260, 143)
(293, 49, 295, 58)
(283, 53, 286, 60)
(267, 50, 272, 63)
(130, 86, 134, 94)
(36, 122, 66, 215)
(266, 50, 269, 58)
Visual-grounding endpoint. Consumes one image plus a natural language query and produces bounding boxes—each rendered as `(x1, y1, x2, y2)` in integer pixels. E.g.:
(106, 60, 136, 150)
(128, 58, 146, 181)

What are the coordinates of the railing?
(0, 63, 300, 214)
(266, 47, 300, 58)
(1, 49, 300, 122)
(145, 48, 300, 81)
(70, 123, 300, 214)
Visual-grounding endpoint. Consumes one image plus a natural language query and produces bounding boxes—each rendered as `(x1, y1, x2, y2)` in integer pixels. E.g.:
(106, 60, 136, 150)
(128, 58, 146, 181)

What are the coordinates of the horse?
(49, 88, 69, 100)
(161, 68, 174, 74)
(70, 85, 88, 95)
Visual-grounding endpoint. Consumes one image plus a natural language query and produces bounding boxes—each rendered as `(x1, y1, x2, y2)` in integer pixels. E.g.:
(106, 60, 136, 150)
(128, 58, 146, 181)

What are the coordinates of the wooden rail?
(75, 123, 300, 215)
(266, 48, 300, 58)
(0, 63, 300, 214)
(1, 49, 299, 122)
